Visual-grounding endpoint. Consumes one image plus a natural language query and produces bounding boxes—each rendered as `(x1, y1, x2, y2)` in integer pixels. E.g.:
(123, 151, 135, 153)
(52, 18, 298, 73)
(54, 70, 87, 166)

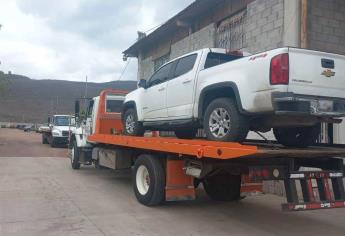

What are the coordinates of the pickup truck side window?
(173, 54, 197, 78)
(148, 62, 173, 87)
(204, 53, 242, 69)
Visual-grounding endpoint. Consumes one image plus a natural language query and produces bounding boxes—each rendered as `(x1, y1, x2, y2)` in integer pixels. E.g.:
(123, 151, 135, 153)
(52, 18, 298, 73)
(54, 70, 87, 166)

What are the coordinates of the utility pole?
(84, 75, 88, 99)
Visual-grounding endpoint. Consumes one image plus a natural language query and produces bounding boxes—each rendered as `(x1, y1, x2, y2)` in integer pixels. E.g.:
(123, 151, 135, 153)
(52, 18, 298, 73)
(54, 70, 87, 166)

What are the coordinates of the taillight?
(270, 53, 289, 85)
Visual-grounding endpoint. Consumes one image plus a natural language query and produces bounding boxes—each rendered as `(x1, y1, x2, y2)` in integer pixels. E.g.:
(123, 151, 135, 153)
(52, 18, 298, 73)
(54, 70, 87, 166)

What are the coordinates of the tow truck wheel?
(133, 155, 165, 206)
(42, 135, 48, 144)
(123, 108, 145, 136)
(50, 138, 56, 148)
(71, 141, 81, 170)
(203, 172, 241, 201)
(203, 98, 249, 142)
(273, 125, 320, 147)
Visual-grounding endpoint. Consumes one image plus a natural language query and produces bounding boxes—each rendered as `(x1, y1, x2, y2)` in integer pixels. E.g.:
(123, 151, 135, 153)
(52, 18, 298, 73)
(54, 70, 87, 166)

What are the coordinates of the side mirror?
(138, 79, 147, 89)
(47, 117, 51, 124)
(75, 100, 80, 118)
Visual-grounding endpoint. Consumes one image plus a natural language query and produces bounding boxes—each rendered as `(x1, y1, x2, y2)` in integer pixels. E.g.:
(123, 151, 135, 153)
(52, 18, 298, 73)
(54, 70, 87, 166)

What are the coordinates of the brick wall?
(244, 0, 284, 53)
(308, 0, 345, 54)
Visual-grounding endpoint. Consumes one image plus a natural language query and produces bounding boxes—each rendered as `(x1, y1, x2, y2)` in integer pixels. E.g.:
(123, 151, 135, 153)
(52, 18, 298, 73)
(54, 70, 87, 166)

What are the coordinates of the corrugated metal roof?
(123, 0, 225, 57)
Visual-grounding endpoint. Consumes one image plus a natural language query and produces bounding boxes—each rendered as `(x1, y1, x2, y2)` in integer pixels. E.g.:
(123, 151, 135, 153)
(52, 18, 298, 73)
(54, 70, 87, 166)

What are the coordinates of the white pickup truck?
(123, 47, 345, 147)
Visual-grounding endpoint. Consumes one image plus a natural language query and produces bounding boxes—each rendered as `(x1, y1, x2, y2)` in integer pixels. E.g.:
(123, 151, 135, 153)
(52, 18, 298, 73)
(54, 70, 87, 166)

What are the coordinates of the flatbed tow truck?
(69, 90, 345, 211)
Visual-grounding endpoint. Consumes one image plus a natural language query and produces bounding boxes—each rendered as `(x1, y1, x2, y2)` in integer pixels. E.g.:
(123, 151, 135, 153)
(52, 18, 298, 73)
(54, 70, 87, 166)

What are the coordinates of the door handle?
(158, 87, 165, 92)
(183, 80, 192, 84)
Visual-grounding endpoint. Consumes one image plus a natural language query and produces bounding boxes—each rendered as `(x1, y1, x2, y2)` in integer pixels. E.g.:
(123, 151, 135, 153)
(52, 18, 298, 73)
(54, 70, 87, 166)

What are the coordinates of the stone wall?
(244, 0, 284, 53)
(170, 24, 216, 59)
(308, 0, 345, 54)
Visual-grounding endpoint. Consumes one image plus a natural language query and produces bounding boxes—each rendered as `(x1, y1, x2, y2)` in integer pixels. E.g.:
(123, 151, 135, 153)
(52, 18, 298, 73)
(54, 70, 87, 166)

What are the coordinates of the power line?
(117, 58, 131, 81)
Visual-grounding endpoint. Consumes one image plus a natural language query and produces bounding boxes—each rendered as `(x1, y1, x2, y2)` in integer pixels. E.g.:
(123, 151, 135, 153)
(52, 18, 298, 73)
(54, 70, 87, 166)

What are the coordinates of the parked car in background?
(23, 125, 35, 132)
(123, 47, 345, 147)
(38, 123, 49, 133)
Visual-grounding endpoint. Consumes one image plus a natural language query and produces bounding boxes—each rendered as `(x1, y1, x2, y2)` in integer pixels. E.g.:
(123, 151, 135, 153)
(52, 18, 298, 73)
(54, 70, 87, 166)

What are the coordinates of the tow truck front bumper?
(272, 92, 345, 117)
(52, 136, 69, 144)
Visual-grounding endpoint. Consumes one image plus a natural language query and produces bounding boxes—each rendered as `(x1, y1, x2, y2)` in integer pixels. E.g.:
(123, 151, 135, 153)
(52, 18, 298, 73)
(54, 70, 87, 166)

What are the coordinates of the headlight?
(52, 130, 61, 136)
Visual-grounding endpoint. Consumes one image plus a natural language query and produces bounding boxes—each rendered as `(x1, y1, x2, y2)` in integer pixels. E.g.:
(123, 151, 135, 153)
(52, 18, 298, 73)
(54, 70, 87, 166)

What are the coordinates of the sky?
(0, 0, 193, 82)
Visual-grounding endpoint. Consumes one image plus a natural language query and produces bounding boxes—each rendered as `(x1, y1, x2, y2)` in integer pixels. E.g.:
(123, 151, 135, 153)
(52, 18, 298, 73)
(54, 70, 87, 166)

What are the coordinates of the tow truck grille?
(62, 131, 69, 137)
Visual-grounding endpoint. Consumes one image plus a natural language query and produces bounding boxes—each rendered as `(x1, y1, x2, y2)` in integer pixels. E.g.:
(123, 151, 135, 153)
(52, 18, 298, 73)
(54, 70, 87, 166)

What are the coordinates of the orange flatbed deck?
(87, 134, 345, 160)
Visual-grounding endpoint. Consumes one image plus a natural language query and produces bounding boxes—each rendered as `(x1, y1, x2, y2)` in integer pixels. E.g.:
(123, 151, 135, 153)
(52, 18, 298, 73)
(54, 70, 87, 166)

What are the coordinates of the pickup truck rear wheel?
(273, 125, 320, 147)
(203, 98, 249, 142)
(174, 129, 198, 139)
(123, 108, 145, 136)
(133, 154, 165, 206)
(203, 172, 241, 201)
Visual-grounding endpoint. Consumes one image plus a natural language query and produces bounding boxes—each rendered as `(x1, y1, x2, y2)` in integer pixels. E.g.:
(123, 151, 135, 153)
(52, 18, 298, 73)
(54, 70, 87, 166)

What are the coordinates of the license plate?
(318, 100, 333, 112)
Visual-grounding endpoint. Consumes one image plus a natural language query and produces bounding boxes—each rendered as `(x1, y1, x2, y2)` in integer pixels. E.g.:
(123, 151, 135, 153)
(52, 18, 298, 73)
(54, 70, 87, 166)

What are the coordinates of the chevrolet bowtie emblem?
(321, 69, 335, 77)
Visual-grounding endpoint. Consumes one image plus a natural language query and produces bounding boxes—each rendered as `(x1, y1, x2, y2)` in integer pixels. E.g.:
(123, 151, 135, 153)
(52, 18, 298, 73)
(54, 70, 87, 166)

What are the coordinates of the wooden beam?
(300, 0, 308, 48)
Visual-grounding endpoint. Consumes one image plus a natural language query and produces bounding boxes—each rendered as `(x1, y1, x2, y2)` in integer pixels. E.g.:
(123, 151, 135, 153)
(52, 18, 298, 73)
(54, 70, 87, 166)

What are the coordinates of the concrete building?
(124, 0, 345, 145)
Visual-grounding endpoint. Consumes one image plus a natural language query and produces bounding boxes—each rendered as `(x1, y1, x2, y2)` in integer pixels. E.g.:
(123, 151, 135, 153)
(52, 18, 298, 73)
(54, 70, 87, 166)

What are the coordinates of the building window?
(154, 54, 170, 72)
(216, 10, 246, 50)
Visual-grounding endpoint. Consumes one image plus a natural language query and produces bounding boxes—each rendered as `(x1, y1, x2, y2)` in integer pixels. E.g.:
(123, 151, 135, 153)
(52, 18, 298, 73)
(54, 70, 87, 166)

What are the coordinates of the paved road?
(1, 129, 345, 236)
(0, 129, 67, 157)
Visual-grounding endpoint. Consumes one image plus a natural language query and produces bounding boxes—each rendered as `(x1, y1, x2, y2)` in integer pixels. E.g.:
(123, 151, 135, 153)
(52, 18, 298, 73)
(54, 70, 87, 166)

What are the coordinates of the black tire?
(42, 135, 48, 144)
(203, 98, 249, 142)
(71, 141, 81, 170)
(123, 108, 145, 136)
(133, 154, 165, 206)
(50, 138, 56, 148)
(273, 125, 320, 147)
(203, 172, 241, 201)
(174, 129, 198, 139)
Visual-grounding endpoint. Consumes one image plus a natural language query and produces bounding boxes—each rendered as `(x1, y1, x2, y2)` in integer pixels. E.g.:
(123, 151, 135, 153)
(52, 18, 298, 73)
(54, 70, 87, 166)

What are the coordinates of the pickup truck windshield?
(205, 52, 242, 69)
(54, 116, 71, 126)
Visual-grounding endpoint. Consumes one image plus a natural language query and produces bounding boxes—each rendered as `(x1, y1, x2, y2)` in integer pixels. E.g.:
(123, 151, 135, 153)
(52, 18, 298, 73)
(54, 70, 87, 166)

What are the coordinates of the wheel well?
(122, 102, 136, 120)
(199, 86, 239, 120)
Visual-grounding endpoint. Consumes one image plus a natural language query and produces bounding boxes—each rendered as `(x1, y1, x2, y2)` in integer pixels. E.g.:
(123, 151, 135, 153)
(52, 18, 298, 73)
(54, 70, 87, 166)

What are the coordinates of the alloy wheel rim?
(125, 114, 135, 134)
(209, 108, 231, 138)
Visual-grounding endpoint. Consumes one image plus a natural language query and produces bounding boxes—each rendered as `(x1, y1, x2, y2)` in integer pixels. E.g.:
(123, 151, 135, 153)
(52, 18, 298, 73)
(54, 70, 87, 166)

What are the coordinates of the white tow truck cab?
(70, 91, 129, 169)
(41, 115, 75, 147)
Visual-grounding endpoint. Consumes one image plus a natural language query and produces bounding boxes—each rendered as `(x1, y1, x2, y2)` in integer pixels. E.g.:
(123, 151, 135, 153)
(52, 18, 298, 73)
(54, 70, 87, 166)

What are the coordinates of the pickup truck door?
(166, 54, 198, 118)
(141, 62, 174, 120)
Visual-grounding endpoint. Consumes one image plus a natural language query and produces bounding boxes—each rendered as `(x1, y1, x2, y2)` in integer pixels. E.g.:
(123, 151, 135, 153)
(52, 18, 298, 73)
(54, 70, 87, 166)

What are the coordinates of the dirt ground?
(1, 129, 345, 236)
(0, 128, 67, 157)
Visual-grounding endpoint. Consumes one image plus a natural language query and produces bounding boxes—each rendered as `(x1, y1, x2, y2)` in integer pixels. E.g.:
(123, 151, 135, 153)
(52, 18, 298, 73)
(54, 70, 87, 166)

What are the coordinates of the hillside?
(0, 74, 137, 123)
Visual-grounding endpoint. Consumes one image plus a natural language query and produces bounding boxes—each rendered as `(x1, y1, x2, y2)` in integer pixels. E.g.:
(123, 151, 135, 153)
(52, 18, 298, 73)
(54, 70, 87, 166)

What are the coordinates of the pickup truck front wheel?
(203, 98, 249, 142)
(273, 125, 320, 147)
(123, 108, 145, 136)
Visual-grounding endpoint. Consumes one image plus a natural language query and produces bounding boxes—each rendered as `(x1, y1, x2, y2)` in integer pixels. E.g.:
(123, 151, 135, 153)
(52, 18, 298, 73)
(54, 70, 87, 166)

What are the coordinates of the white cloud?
(0, 0, 193, 82)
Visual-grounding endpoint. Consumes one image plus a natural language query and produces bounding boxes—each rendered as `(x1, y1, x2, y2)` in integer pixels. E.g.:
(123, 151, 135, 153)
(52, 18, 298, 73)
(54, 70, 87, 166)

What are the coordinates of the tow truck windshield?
(54, 116, 75, 126)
